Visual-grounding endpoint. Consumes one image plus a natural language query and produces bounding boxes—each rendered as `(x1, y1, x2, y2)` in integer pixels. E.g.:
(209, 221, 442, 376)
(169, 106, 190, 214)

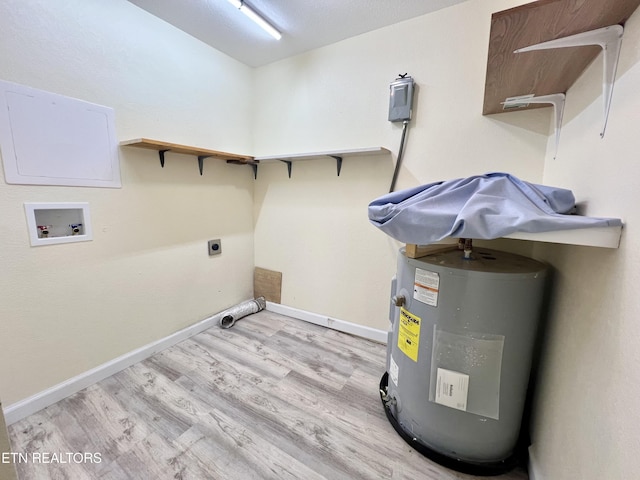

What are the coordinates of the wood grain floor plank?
(95, 459, 132, 480)
(322, 325, 388, 357)
(99, 372, 192, 443)
(282, 320, 385, 365)
(176, 411, 328, 480)
(141, 338, 218, 381)
(37, 401, 114, 478)
(8, 410, 51, 455)
(9, 406, 96, 480)
(61, 384, 152, 454)
(264, 370, 471, 480)
(9, 311, 528, 480)
(114, 431, 212, 480)
(269, 368, 392, 440)
(261, 329, 355, 387)
(172, 339, 286, 401)
(202, 323, 348, 392)
(173, 372, 369, 480)
(178, 353, 453, 480)
(188, 330, 292, 381)
(137, 347, 321, 480)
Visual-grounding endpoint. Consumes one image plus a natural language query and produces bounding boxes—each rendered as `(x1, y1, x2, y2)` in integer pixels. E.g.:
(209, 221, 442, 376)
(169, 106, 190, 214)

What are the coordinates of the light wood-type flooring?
(8, 311, 529, 479)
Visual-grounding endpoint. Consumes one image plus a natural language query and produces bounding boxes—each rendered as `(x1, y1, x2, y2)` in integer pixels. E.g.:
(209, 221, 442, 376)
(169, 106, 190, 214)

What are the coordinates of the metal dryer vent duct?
(219, 297, 266, 329)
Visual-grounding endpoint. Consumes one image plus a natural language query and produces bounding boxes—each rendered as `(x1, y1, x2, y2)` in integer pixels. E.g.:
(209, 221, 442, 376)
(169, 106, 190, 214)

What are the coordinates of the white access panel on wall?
(0, 80, 121, 188)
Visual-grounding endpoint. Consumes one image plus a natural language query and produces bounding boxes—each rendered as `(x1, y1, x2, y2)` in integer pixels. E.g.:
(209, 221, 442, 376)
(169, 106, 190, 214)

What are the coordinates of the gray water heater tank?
(381, 247, 547, 475)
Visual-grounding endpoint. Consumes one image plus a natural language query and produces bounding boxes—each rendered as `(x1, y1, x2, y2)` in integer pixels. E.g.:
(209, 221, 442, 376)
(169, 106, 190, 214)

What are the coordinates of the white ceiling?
(127, 0, 469, 67)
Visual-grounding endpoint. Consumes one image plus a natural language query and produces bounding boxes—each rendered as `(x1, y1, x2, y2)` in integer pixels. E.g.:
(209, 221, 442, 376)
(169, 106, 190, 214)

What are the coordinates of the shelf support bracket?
(197, 156, 211, 175)
(158, 149, 169, 168)
(226, 159, 258, 179)
(503, 93, 566, 159)
(330, 155, 343, 176)
(514, 24, 624, 138)
(280, 160, 293, 178)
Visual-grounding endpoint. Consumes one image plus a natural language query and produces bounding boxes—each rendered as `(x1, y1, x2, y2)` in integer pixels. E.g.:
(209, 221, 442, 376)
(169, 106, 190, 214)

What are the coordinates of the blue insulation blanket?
(368, 173, 622, 244)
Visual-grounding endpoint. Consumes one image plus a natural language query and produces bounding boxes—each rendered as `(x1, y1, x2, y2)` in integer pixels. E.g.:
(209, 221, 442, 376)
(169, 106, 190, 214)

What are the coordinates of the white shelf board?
(503, 225, 622, 248)
(255, 147, 391, 162)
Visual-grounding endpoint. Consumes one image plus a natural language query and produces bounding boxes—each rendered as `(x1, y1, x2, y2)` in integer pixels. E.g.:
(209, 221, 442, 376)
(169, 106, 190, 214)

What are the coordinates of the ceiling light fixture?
(227, 0, 282, 40)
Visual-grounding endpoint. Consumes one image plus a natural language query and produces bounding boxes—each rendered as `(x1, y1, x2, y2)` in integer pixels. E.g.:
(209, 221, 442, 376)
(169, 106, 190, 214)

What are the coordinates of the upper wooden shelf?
(121, 138, 253, 162)
(120, 138, 254, 175)
(482, 0, 640, 116)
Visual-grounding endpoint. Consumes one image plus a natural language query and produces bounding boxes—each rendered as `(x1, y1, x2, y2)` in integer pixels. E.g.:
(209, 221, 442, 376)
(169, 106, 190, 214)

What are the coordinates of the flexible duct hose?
(219, 297, 266, 329)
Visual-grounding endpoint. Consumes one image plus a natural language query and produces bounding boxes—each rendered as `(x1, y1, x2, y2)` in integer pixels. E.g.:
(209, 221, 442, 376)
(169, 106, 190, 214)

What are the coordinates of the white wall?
(529, 7, 640, 480)
(252, 0, 546, 330)
(0, 0, 255, 405)
(5, 2, 634, 477)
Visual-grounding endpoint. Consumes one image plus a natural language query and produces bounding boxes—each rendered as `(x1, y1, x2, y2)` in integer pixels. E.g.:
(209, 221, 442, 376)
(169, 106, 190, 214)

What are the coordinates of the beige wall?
(529, 7, 640, 480)
(252, 2, 640, 477)
(0, 0, 256, 405)
(3, 1, 637, 478)
(252, 0, 545, 330)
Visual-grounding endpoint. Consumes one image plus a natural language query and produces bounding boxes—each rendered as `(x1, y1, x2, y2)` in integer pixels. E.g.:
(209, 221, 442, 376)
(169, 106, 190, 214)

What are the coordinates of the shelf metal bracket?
(514, 24, 624, 138)
(158, 150, 210, 175)
(503, 93, 566, 159)
(158, 149, 169, 168)
(280, 160, 293, 178)
(197, 155, 211, 175)
(330, 155, 343, 176)
(226, 159, 259, 179)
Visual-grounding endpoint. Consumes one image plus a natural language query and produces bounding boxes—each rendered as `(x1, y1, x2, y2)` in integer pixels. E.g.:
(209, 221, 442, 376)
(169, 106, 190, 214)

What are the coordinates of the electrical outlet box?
(208, 239, 222, 256)
(388, 76, 414, 122)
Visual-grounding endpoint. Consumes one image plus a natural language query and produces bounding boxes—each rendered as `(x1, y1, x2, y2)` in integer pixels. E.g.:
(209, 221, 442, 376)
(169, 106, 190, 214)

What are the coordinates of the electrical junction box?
(388, 76, 414, 122)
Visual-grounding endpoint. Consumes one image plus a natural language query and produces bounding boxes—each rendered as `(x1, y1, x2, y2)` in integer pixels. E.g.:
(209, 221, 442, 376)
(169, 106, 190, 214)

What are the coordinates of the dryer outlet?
(208, 239, 222, 256)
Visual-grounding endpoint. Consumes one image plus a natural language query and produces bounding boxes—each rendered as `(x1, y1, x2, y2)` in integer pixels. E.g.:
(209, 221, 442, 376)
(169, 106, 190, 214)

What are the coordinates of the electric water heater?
(381, 247, 547, 475)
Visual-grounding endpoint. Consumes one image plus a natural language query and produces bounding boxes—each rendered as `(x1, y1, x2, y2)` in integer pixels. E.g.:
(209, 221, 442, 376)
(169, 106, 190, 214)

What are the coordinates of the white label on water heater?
(435, 368, 469, 412)
(389, 355, 399, 387)
(414, 268, 440, 306)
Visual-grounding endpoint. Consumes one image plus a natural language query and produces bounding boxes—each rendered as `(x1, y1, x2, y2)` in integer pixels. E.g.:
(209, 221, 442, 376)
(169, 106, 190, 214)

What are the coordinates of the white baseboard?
(3, 309, 227, 425)
(528, 445, 543, 480)
(266, 302, 388, 344)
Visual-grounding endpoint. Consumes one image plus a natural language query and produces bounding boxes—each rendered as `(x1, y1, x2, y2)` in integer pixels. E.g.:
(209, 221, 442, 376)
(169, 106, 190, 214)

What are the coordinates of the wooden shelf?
(121, 140, 389, 178)
(120, 138, 254, 175)
(483, 0, 640, 116)
(252, 147, 391, 177)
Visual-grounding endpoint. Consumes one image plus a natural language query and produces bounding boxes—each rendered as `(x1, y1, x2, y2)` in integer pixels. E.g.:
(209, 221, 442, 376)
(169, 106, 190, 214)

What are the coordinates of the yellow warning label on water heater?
(398, 307, 421, 362)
